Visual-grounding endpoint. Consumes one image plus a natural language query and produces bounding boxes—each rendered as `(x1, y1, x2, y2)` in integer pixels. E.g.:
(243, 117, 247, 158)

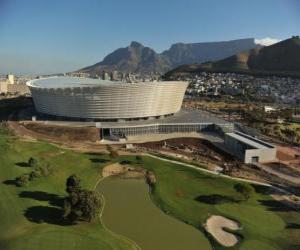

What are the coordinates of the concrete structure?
(7, 74, 14, 85)
(224, 131, 276, 163)
(0, 82, 8, 94)
(27, 76, 188, 120)
(7, 83, 29, 95)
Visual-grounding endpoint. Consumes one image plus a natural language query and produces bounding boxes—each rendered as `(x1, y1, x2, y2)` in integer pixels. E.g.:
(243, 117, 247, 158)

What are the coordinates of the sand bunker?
(102, 163, 156, 184)
(205, 215, 240, 247)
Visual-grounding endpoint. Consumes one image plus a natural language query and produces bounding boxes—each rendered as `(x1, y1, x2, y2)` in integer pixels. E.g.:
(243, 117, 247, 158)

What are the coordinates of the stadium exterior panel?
(27, 77, 188, 120)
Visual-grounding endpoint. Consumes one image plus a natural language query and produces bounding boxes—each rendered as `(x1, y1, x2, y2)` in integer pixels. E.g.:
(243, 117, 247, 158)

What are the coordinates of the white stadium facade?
(27, 76, 234, 138)
(27, 77, 188, 120)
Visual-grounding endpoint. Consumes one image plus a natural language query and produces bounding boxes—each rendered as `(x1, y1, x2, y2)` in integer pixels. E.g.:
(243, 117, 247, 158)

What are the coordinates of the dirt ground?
(102, 163, 156, 184)
(205, 215, 240, 247)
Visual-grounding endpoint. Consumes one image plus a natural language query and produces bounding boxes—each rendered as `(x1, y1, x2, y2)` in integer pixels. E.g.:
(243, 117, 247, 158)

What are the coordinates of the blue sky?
(0, 0, 299, 74)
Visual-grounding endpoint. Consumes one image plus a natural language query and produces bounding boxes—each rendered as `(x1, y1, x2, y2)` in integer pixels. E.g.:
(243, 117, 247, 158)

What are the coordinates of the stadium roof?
(27, 76, 120, 88)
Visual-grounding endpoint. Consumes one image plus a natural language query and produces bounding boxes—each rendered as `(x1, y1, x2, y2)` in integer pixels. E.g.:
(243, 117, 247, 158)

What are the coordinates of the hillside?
(77, 38, 257, 75)
(79, 41, 171, 75)
(166, 36, 300, 78)
(161, 38, 256, 67)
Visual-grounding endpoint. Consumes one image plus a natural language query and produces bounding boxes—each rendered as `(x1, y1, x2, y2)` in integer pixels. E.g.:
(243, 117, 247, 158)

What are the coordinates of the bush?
(234, 183, 254, 201)
(120, 160, 132, 165)
(135, 155, 142, 162)
(109, 150, 119, 158)
(28, 157, 38, 168)
(15, 174, 30, 187)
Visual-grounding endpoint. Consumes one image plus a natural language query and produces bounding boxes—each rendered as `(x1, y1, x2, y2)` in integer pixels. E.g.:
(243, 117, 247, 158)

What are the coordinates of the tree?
(135, 155, 142, 162)
(28, 157, 38, 168)
(66, 174, 81, 194)
(234, 183, 254, 201)
(63, 175, 101, 223)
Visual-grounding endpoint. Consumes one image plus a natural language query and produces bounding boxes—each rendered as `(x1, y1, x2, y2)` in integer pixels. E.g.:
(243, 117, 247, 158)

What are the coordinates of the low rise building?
(224, 131, 276, 163)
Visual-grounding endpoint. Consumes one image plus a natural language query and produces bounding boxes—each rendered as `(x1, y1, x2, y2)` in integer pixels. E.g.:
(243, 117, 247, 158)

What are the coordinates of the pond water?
(97, 177, 211, 250)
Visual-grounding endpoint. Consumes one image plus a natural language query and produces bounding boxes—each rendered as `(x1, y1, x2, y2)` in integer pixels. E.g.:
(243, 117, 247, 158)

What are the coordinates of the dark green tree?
(63, 175, 101, 223)
(28, 157, 38, 168)
(66, 174, 81, 194)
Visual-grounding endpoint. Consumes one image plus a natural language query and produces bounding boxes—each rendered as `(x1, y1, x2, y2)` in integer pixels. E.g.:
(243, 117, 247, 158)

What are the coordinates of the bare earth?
(205, 215, 240, 247)
(102, 163, 144, 178)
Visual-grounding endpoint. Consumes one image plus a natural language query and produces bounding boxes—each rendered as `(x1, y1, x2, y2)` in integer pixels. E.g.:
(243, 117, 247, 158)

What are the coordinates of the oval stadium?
(27, 77, 188, 120)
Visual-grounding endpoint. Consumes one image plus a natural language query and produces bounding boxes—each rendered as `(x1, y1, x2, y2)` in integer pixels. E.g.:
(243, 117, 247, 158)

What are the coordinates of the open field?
(0, 126, 300, 250)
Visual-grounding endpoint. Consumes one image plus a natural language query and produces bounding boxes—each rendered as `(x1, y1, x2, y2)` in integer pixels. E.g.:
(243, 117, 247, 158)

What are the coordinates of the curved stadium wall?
(27, 77, 188, 120)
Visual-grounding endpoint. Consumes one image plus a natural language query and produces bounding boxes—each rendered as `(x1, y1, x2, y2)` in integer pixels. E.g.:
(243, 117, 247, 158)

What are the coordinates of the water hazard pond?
(97, 177, 211, 250)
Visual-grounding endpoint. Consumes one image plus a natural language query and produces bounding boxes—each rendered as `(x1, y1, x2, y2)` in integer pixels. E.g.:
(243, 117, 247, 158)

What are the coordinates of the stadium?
(27, 77, 188, 121)
(27, 76, 234, 139)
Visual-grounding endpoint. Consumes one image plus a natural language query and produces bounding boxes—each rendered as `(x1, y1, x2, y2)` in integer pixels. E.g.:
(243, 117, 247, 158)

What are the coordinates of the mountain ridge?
(78, 38, 258, 75)
(165, 36, 300, 78)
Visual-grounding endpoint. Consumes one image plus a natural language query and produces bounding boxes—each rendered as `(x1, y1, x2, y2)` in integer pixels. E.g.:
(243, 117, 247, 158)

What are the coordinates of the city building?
(7, 74, 14, 84)
(224, 131, 276, 163)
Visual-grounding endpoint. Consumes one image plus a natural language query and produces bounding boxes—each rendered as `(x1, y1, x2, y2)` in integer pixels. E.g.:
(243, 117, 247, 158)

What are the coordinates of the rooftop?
(226, 131, 274, 149)
(34, 109, 232, 128)
(27, 76, 120, 89)
(27, 76, 185, 89)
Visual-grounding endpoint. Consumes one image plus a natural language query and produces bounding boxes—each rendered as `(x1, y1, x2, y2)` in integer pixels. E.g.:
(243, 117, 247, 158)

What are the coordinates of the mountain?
(77, 38, 257, 75)
(79, 41, 170, 75)
(161, 38, 257, 67)
(166, 36, 300, 78)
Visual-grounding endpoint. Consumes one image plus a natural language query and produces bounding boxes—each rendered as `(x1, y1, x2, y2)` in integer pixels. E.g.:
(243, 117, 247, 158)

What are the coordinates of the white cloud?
(255, 37, 281, 46)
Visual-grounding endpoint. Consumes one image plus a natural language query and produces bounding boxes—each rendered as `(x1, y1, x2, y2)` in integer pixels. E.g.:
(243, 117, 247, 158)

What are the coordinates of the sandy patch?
(102, 163, 156, 185)
(205, 215, 240, 247)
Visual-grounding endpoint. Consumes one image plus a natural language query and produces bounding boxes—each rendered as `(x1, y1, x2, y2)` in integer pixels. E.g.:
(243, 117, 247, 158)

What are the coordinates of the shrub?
(15, 174, 30, 187)
(135, 155, 142, 162)
(109, 150, 119, 158)
(234, 183, 254, 201)
(28, 157, 38, 168)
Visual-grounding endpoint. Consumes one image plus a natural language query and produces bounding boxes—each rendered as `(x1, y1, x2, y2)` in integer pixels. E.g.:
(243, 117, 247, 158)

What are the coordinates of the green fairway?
(127, 155, 300, 250)
(0, 128, 136, 250)
(0, 126, 300, 250)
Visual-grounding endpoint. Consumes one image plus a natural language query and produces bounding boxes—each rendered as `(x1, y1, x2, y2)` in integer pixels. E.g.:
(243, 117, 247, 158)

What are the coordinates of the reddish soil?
(22, 123, 100, 142)
(137, 137, 234, 163)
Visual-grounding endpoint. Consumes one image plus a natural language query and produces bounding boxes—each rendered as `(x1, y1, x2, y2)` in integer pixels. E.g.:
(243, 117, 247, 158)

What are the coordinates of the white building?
(224, 131, 276, 163)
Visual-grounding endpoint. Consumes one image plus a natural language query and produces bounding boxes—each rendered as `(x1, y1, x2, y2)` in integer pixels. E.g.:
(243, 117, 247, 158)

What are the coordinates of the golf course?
(0, 126, 300, 250)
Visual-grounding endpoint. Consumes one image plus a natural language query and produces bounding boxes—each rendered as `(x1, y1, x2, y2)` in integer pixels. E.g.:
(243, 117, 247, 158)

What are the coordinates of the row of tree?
(15, 157, 52, 187)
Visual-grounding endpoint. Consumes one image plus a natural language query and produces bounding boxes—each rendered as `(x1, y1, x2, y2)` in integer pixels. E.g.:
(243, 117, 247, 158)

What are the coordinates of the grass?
(116, 155, 300, 250)
(1, 126, 300, 250)
(0, 127, 136, 250)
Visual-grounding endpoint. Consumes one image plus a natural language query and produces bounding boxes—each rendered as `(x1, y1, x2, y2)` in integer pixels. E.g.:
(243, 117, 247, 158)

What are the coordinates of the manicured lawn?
(116, 155, 300, 250)
(0, 129, 136, 250)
